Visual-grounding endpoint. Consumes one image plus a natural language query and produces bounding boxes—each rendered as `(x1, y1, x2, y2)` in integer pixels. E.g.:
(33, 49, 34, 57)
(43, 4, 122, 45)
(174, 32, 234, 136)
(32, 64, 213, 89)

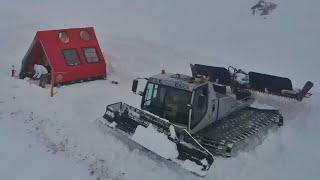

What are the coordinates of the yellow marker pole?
(50, 71, 67, 97)
(50, 71, 55, 97)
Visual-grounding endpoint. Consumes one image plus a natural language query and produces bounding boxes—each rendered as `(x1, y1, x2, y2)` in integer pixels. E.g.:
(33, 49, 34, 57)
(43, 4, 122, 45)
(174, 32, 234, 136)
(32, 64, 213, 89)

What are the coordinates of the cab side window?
(143, 83, 158, 106)
(142, 83, 165, 116)
(191, 84, 208, 129)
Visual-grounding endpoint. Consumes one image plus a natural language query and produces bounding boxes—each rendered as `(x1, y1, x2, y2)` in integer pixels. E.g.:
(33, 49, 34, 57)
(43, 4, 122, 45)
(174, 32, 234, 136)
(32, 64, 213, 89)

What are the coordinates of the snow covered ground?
(1, 0, 319, 180)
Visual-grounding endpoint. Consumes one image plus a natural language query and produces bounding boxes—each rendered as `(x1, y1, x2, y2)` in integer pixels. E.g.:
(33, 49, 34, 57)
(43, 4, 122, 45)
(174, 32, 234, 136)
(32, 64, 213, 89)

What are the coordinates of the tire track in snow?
(7, 110, 122, 180)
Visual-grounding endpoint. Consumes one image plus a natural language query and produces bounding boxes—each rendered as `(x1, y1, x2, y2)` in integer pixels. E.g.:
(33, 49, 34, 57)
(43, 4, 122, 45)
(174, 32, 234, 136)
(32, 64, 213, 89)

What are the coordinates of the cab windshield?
(142, 83, 192, 126)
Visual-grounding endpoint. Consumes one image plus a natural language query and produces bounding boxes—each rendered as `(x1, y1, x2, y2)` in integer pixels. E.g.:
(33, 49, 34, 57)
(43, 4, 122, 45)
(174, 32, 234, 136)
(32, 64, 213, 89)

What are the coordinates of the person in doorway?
(33, 64, 48, 79)
(33, 64, 49, 88)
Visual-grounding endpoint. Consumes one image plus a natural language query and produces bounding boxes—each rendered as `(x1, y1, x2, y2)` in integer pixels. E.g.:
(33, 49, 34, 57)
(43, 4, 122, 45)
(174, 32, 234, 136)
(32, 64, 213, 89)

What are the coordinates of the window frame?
(82, 47, 100, 64)
(61, 48, 81, 66)
(80, 30, 90, 41)
(58, 31, 70, 44)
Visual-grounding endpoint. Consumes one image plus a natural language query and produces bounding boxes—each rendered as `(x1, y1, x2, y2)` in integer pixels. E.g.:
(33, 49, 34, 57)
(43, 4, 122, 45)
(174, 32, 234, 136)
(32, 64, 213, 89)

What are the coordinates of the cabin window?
(80, 30, 90, 41)
(58, 31, 70, 43)
(62, 49, 81, 66)
(83, 47, 99, 63)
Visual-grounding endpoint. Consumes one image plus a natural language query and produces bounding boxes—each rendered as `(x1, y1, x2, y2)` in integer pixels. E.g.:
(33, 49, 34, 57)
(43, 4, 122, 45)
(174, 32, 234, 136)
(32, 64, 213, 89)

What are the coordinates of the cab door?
(190, 84, 209, 130)
(189, 83, 218, 133)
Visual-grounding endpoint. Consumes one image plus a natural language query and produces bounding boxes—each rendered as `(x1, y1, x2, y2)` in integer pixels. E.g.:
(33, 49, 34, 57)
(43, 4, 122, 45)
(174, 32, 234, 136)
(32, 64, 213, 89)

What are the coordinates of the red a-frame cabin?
(19, 27, 107, 85)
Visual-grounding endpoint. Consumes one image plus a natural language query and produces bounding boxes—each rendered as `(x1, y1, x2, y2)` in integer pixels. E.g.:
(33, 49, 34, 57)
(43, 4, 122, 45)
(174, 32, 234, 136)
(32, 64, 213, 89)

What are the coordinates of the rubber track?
(195, 107, 282, 157)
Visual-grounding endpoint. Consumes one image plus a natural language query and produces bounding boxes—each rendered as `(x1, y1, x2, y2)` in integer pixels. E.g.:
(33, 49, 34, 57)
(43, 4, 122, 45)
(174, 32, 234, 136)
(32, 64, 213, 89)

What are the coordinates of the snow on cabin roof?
(148, 73, 204, 91)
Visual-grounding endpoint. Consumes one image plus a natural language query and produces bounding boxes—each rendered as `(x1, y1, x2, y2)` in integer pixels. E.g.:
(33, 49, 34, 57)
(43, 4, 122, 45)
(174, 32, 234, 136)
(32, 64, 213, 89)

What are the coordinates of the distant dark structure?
(251, 0, 277, 16)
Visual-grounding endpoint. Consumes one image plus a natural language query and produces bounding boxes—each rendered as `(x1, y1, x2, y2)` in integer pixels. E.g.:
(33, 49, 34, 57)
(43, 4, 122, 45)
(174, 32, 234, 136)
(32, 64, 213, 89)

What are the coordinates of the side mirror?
(132, 79, 138, 93)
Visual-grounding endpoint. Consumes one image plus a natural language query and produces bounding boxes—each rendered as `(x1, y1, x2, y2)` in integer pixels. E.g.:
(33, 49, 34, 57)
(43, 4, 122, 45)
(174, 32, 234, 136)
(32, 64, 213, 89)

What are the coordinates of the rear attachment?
(195, 107, 283, 157)
(191, 64, 313, 101)
(99, 102, 214, 177)
(248, 72, 313, 101)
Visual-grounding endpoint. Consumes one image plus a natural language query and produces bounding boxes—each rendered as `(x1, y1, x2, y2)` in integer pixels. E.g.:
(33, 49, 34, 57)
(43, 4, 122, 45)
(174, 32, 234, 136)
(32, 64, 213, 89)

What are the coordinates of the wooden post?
(50, 71, 67, 97)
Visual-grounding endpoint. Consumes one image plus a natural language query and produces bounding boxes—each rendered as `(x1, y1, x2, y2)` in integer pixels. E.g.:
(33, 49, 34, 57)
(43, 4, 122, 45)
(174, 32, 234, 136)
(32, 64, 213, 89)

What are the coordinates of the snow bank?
(182, 159, 209, 177)
(0, 0, 319, 180)
(132, 125, 179, 160)
(0, 110, 93, 180)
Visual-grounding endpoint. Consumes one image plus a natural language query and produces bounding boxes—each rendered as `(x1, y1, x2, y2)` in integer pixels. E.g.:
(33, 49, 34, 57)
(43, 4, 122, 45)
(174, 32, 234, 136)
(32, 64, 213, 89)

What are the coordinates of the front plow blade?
(100, 102, 214, 176)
